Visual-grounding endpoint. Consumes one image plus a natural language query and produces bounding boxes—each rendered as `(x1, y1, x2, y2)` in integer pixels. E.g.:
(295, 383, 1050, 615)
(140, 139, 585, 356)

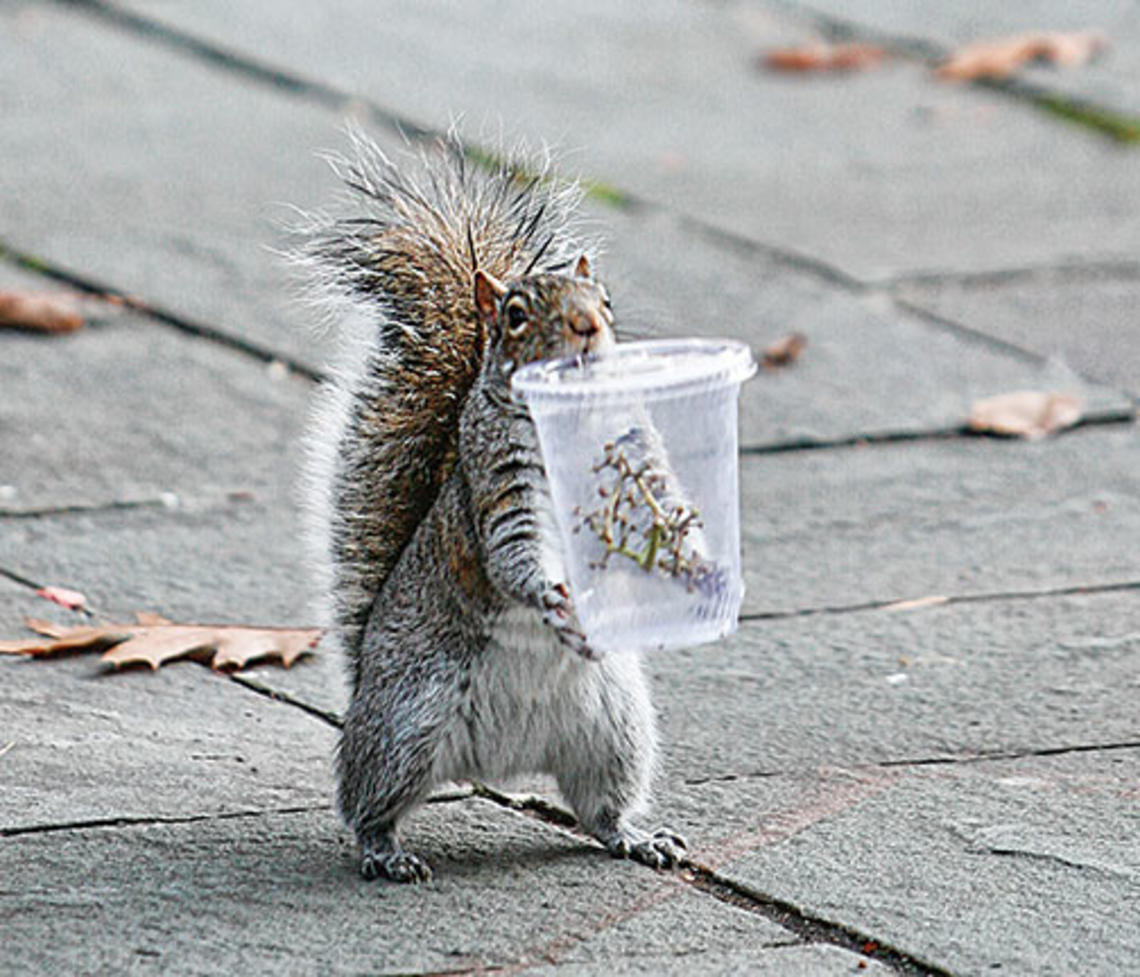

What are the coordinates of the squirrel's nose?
(567, 310, 602, 338)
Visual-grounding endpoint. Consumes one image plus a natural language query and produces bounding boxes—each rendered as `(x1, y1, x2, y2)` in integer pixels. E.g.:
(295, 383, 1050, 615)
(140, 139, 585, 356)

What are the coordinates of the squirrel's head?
(473, 255, 615, 377)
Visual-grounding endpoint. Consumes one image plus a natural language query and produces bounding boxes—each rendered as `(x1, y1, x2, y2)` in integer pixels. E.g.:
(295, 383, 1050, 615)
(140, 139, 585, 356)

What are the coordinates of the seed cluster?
(572, 442, 720, 594)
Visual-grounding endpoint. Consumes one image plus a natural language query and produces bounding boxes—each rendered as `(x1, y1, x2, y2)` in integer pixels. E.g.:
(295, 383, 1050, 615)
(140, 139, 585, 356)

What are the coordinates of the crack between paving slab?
(0, 788, 472, 842)
(1, 803, 331, 839)
(0, 498, 172, 520)
(0, 239, 323, 382)
(740, 577, 1140, 622)
(0, 565, 46, 592)
(683, 768, 783, 787)
(882, 257, 1140, 291)
(372, 970, 505, 977)
(890, 298, 1054, 366)
(672, 214, 864, 290)
(0, 491, 275, 530)
(890, 300, 1139, 407)
(738, 409, 1137, 456)
(680, 867, 959, 977)
(876, 738, 1140, 770)
(475, 781, 956, 976)
(685, 739, 1140, 787)
(226, 673, 344, 729)
(52, 0, 436, 143)
(974, 846, 1137, 882)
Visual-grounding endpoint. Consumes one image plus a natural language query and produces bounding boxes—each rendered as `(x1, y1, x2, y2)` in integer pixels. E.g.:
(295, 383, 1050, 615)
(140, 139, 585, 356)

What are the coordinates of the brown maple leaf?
(762, 332, 807, 369)
(0, 614, 320, 671)
(967, 391, 1083, 439)
(0, 290, 84, 334)
(935, 30, 1108, 82)
(762, 42, 887, 74)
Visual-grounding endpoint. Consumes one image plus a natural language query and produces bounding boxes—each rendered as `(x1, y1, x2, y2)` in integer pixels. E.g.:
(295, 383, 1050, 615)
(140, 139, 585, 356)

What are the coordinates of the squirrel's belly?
(432, 606, 586, 784)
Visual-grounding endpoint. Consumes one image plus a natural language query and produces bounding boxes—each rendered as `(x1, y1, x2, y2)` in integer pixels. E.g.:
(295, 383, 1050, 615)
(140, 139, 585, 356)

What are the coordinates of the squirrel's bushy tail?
(297, 130, 597, 686)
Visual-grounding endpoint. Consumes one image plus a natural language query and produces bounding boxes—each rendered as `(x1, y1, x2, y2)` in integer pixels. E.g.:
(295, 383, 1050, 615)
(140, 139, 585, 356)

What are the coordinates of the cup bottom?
(580, 597, 741, 654)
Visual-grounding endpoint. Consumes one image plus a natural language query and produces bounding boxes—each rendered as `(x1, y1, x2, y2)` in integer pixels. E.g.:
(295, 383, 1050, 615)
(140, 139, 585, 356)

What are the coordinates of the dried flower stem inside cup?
(573, 441, 721, 596)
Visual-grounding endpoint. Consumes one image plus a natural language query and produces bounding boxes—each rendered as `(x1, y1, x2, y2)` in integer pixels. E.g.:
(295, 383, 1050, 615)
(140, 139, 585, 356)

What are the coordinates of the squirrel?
(299, 130, 686, 883)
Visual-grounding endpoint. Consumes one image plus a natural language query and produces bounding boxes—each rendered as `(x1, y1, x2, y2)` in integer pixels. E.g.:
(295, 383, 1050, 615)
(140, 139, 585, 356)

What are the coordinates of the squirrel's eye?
(506, 302, 528, 336)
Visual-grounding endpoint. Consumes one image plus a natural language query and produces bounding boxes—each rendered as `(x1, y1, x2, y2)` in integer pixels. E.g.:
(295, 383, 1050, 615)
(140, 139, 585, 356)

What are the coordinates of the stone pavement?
(2, 1, 1138, 974)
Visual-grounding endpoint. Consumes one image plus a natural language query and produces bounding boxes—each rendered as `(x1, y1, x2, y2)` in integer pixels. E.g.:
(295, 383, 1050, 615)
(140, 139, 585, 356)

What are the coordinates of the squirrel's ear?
(473, 269, 506, 321)
(574, 254, 592, 280)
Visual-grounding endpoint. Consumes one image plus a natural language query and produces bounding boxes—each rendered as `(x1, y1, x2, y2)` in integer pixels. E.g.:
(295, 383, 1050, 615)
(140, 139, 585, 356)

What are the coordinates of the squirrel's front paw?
(541, 583, 596, 659)
(361, 848, 433, 884)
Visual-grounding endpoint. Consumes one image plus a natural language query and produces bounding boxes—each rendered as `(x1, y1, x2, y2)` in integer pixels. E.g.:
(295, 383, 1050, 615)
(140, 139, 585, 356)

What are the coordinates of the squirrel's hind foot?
(361, 846, 433, 884)
(604, 827, 688, 870)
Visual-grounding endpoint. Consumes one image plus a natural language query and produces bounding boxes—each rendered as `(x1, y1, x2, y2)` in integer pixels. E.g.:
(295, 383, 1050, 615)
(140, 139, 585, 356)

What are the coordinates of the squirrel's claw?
(541, 583, 597, 659)
(540, 581, 573, 613)
(606, 828, 688, 870)
(548, 618, 597, 660)
(361, 848, 433, 884)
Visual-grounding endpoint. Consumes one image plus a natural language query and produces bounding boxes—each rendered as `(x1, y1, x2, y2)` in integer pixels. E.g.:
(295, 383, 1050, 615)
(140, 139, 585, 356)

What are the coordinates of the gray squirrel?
(299, 131, 686, 882)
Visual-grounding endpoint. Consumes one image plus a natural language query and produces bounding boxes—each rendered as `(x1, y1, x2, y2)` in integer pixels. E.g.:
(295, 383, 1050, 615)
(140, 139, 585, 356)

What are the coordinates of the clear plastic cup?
(512, 338, 756, 653)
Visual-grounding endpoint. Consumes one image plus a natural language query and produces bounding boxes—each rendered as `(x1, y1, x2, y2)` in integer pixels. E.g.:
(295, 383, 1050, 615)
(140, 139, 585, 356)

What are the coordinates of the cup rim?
(512, 337, 757, 403)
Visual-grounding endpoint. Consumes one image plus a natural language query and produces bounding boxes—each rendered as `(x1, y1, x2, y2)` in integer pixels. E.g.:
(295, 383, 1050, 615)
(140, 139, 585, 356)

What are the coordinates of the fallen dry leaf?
(36, 585, 88, 611)
(0, 614, 320, 671)
(762, 42, 887, 74)
(967, 391, 1083, 439)
(0, 290, 84, 333)
(935, 30, 1107, 82)
(763, 332, 807, 369)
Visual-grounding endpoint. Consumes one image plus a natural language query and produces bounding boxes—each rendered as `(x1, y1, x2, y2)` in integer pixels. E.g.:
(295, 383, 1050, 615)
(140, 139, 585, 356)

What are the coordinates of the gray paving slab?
(739, 424, 1140, 614)
(713, 750, 1140, 976)
(0, 291, 309, 515)
(0, 495, 354, 723)
(497, 587, 1140, 872)
(0, 2, 347, 373)
(549, 887, 793, 963)
(606, 221, 1132, 445)
(0, 595, 334, 831)
(0, 798, 796, 977)
(112, 0, 1140, 279)
(0, 504, 308, 626)
(895, 273, 1140, 398)
(649, 587, 1140, 782)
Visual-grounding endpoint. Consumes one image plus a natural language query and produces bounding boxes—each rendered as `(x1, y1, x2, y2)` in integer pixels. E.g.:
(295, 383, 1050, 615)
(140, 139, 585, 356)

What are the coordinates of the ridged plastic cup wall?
(513, 338, 756, 654)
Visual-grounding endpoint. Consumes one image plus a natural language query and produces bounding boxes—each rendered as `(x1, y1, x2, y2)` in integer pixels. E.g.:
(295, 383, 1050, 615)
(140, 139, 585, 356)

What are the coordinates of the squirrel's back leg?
(551, 653, 688, 870)
(337, 695, 435, 883)
(337, 645, 465, 884)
